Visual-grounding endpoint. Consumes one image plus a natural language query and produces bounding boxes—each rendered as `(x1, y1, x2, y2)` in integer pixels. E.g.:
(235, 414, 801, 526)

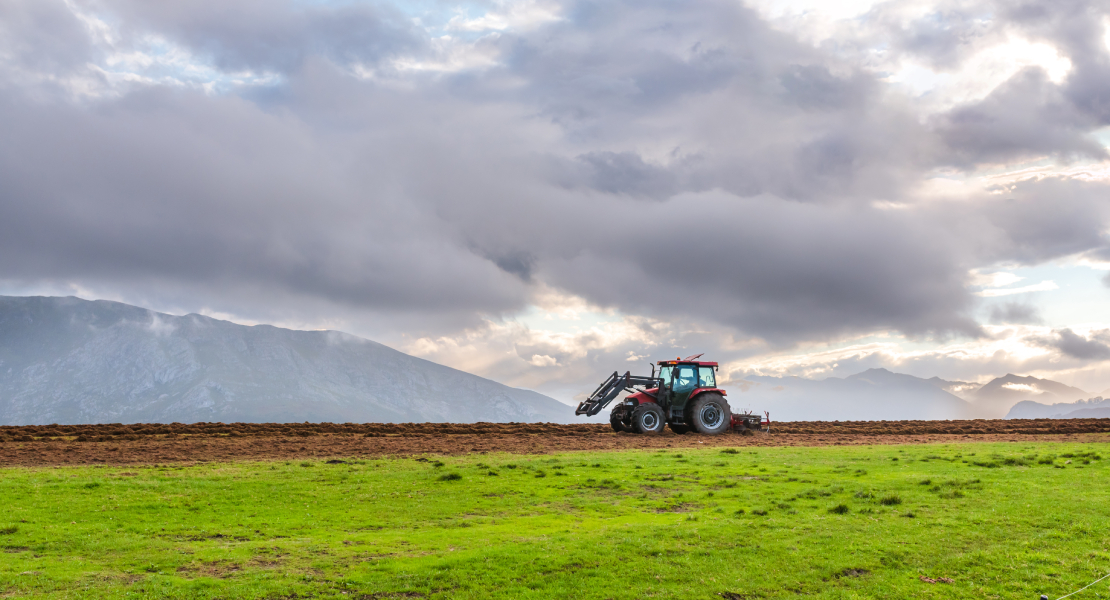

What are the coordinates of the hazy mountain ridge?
(1005, 397, 1110, 420)
(733, 368, 1095, 421)
(732, 368, 972, 421)
(924, 376, 980, 398)
(0, 296, 572, 425)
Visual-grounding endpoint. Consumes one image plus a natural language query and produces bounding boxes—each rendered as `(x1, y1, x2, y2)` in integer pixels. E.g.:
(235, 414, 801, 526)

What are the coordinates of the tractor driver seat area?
(672, 366, 697, 393)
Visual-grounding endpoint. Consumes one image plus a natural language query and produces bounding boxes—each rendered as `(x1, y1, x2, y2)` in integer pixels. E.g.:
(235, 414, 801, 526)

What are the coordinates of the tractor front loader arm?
(576, 371, 662, 416)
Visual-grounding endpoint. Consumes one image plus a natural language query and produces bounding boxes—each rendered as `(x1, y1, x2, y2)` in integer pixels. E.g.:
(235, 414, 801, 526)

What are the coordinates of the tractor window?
(658, 365, 673, 387)
(698, 366, 716, 388)
(673, 366, 697, 392)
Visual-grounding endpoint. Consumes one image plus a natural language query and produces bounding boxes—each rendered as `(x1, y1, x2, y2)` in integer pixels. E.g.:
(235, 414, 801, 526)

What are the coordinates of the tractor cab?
(657, 357, 719, 410)
(652, 359, 720, 418)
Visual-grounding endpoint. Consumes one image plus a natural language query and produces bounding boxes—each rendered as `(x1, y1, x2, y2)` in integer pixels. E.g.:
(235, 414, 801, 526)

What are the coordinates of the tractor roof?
(657, 360, 719, 367)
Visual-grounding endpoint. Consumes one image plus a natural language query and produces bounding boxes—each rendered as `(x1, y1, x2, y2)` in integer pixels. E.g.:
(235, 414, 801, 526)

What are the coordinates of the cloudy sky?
(2, 0, 1110, 403)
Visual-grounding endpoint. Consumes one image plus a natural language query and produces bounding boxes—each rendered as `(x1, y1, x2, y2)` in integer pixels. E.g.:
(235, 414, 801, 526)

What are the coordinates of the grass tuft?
(879, 494, 903, 506)
(829, 504, 850, 514)
(438, 473, 463, 481)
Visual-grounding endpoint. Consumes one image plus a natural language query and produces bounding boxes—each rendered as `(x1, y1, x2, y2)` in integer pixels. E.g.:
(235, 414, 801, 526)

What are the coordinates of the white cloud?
(445, 0, 562, 33)
(388, 34, 502, 74)
(976, 281, 1059, 297)
(1104, 16, 1110, 54)
(529, 354, 558, 367)
(888, 37, 1073, 108)
(146, 314, 176, 336)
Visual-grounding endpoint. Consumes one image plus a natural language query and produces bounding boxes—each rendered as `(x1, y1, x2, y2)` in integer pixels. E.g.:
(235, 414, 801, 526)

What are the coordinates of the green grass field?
(2, 441, 1109, 599)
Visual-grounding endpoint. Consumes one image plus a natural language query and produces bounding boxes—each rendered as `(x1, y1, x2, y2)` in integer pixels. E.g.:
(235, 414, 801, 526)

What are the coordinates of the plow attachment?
(731, 411, 771, 433)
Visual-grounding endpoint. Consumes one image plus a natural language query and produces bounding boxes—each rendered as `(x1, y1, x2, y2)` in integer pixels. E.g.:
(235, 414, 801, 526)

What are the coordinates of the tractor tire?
(609, 408, 631, 432)
(669, 423, 689, 435)
(631, 403, 666, 435)
(688, 393, 732, 435)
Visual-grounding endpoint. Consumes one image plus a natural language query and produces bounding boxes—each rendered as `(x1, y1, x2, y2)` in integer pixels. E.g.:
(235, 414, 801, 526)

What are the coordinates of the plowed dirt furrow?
(0, 419, 1107, 466)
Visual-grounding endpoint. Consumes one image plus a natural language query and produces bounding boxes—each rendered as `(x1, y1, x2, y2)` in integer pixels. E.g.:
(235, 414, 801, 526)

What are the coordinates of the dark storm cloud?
(570, 152, 681, 200)
(0, 86, 530, 320)
(925, 0, 1110, 167)
(532, 193, 984, 341)
(1035, 328, 1110, 360)
(2, 0, 1110, 348)
(997, 0, 1110, 124)
(491, 0, 912, 204)
(962, 178, 1110, 265)
(935, 67, 1106, 166)
(988, 302, 1042, 325)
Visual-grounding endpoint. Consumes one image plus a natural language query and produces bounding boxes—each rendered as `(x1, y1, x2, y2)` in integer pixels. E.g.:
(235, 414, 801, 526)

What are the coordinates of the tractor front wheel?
(631, 403, 666, 435)
(688, 393, 732, 435)
(609, 408, 631, 432)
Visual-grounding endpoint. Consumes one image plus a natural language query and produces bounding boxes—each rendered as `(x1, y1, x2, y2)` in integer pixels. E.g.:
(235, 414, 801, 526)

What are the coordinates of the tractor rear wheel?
(688, 393, 732, 435)
(631, 403, 665, 435)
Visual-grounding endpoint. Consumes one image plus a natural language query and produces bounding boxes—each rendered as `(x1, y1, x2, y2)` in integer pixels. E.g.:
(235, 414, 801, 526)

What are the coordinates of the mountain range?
(0, 296, 572, 425)
(732, 369, 1098, 421)
(732, 369, 971, 422)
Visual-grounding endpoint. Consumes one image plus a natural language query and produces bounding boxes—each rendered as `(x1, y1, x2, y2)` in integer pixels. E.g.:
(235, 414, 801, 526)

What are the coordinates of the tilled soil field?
(0, 419, 1108, 466)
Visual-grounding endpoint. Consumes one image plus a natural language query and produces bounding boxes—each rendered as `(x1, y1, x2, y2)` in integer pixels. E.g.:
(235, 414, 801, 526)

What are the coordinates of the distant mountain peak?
(978, 373, 1088, 395)
(970, 373, 1090, 417)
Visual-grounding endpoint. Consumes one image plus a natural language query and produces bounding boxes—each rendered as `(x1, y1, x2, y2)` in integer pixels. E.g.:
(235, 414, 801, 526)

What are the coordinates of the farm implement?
(575, 354, 769, 435)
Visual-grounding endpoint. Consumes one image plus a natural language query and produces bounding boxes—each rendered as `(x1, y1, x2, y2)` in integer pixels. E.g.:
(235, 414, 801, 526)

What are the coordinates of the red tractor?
(575, 354, 768, 435)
